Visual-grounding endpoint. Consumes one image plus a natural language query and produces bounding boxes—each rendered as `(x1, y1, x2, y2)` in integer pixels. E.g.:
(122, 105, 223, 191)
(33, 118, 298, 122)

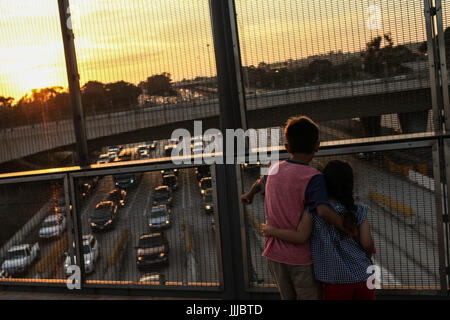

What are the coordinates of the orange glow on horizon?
(0, 0, 429, 102)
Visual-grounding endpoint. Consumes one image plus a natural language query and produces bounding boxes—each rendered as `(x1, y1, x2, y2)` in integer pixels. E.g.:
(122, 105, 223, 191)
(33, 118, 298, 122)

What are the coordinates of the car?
(148, 141, 157, 150)
(107, 146, 120, 155)
(147, 205, 171, 231)
(136, 233, 169, 270)
(137, 145, 149, 155)
(0, 269, 11, 279)
(113, 173, 138, 189)
(90, 201, 118, 231)
(160, 168, 179, 176)
(115, 148, 134, 162)
(139, 150, 150, 160)
(54, 197, 68, 214)
(108, 151, 117, 162)
(97, 153, 109, 164)
(152, 186, 173, 207)
(195, 165, 210, 181)
(64, 234, 99, 275)
(106, 189, 127, 207)
(84, 176, 100, 189)
(162, 173, 178, 191)
(242, 160, 261, 171)
(139, 272, 166, 285)
(199, 177, 212, 195)
(38, 214, 66, 239)
(1, 243, 40, 276)
(78, 182, 92, 200)
(203, 189, 214, 214)
(164, 144, 177, 157)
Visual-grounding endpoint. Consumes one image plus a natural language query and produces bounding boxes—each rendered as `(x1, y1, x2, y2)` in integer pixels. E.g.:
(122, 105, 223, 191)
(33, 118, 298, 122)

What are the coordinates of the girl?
(262, 160, 376, 300)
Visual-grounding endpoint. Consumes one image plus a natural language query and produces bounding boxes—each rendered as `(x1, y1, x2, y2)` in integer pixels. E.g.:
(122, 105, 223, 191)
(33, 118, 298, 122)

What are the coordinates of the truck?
(1, 243, 40, 276)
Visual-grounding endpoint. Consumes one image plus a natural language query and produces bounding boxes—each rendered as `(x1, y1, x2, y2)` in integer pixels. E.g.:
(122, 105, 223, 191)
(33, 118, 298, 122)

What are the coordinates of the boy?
(241, 116, 357, 300)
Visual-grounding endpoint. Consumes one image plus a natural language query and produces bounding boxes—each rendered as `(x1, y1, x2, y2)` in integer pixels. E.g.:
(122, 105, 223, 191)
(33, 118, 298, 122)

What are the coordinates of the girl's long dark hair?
(323, 160, 357, 230)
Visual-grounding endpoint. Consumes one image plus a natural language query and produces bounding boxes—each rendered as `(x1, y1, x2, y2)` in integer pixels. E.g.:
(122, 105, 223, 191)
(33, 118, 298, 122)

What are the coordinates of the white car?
(39, 214, 66, 239)
(97, 153, 109, 164)
(64, 234, 100, 275)
(137, 145, 149, 155)
(108, 152, 117, 162)
(1, 243, 40, 275)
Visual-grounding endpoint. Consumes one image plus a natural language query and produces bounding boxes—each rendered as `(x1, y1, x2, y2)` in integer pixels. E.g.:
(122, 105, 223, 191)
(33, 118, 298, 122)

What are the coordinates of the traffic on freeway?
(0, 140, 220, 286)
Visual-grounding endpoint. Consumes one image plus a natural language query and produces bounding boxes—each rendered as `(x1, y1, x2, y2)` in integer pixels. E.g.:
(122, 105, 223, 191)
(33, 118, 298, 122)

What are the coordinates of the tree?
(81, 81, 108, 114)
(14, 87, 71, 123)
(140, 72, 175, 96)
(0, 96, 14, 108)
(361, 33, 413, 78)
(308, 59, 333, 82)
(104, 81, 142, 110)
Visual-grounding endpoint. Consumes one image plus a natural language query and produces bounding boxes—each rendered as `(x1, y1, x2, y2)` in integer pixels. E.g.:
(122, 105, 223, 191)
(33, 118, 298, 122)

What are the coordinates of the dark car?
(148, 141, 157, 150)
(54, 197, 67, 214)
(152, 186, 173, 207)
(81, 176, 100, 189)
(136, 233, 169, 270)
(162, 173, 178, 191)
(106, 189, 127, 207)
(78, 183, 92, 200)
(195, 165, 210, 181)
(161, 168, 179, 176)
(147, 205, 171, 231)
(113, 173, 138, 189)
(164, 144, 177, 157)
(90, 201, 118, 231)
(203, 188, 214, 214)
(199, 177, 212, 195)
(242, 160, 261, 171)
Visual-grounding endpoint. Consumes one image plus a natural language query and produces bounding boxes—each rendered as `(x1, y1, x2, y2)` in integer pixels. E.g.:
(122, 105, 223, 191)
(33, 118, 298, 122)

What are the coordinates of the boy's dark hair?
(284, 116, 319, 154)
(323, 160, 357, 230)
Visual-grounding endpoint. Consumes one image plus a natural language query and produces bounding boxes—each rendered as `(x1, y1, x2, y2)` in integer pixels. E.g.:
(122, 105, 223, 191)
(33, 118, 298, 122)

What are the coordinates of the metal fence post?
(431, 140, 449, 294)
(68, 175, 86, 287)
(57, 0, 90, 167)
(209, 0, 250, 299)
(435, 0, 450, 133)
(427, 0, 450, 293)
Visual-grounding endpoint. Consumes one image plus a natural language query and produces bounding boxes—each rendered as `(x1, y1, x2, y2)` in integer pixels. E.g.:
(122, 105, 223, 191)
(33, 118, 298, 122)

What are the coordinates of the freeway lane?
(71, 167, 220, 286)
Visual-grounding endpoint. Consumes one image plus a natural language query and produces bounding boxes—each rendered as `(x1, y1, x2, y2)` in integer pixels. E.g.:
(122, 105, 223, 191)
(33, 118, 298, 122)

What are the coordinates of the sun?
(0, 44, 68, 101)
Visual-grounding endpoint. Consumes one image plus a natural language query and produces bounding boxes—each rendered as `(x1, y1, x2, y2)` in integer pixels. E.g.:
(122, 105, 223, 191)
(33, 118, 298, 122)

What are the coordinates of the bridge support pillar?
(398, 110, 429, 134)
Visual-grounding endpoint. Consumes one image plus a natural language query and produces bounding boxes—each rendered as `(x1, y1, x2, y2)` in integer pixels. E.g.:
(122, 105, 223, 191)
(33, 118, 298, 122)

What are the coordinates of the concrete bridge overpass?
(0, 76, 433, 164)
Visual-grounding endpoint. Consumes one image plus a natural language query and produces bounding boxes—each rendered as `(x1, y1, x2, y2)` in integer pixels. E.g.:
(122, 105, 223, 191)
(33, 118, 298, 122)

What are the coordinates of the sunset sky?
(0, 0, 429, 101)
